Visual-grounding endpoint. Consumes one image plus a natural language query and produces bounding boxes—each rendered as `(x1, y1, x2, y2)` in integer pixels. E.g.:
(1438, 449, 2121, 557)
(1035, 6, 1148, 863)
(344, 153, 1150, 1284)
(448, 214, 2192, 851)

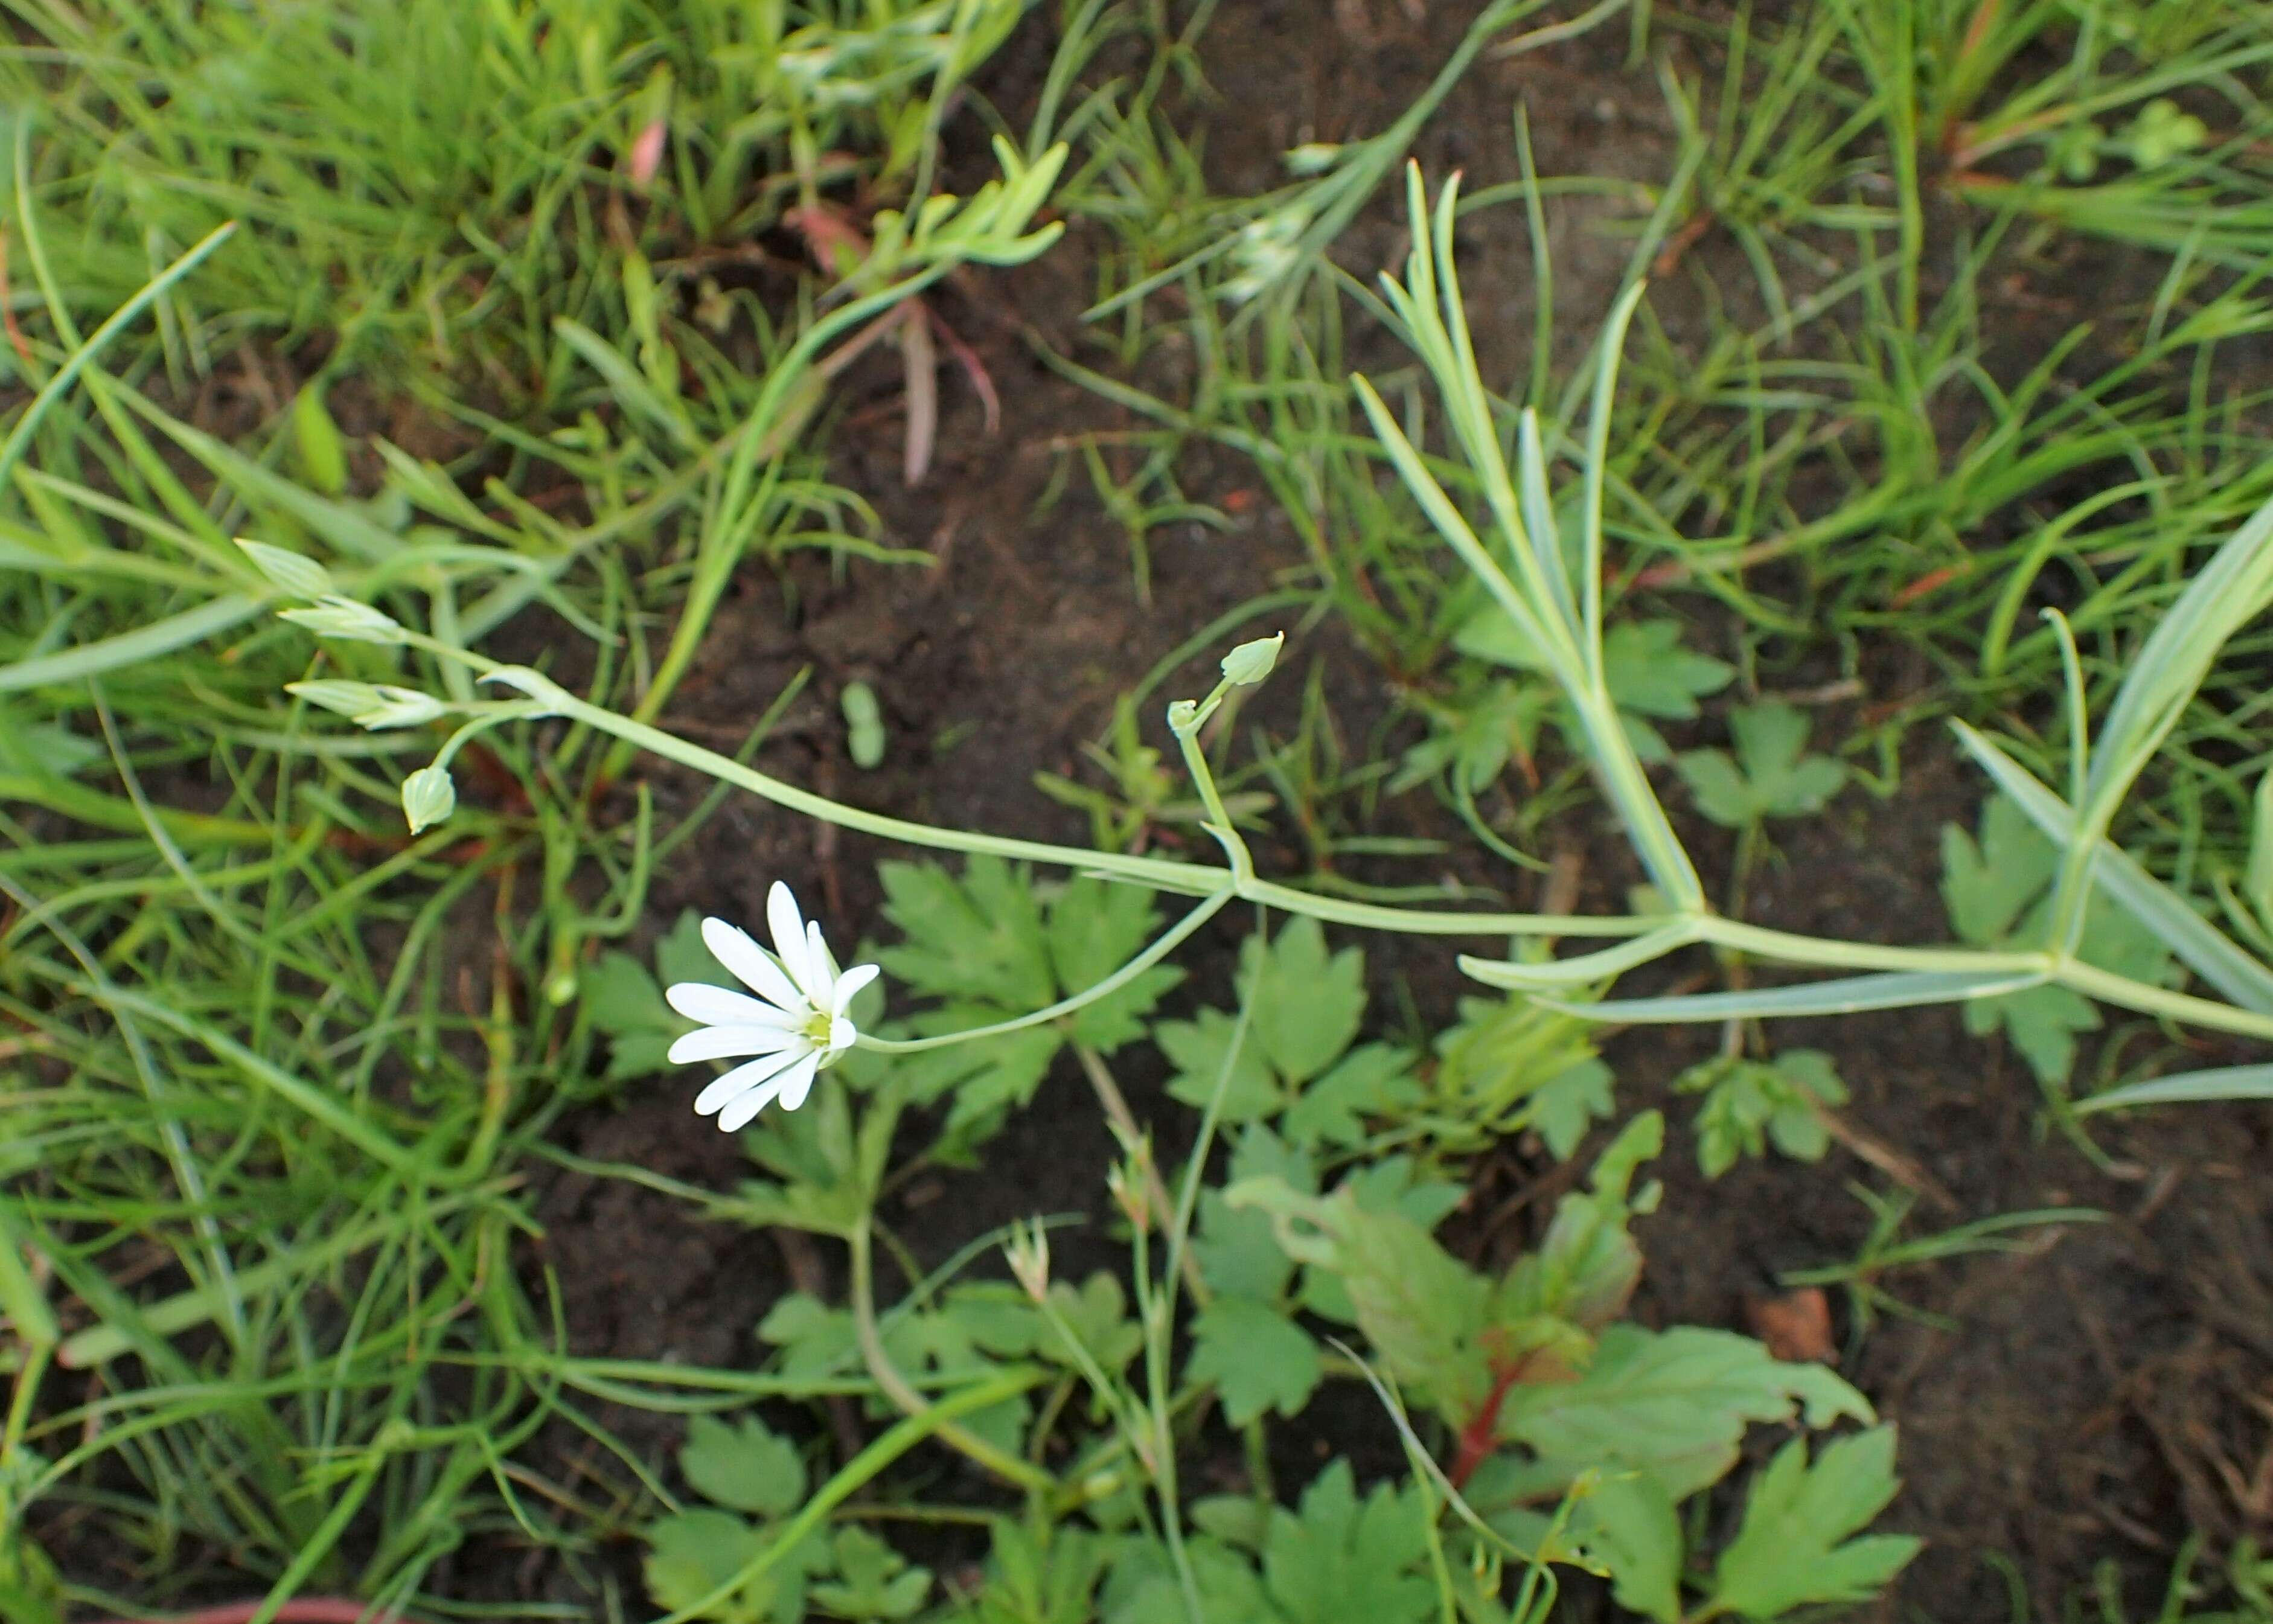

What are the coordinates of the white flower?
(665, 881, 878, 1132)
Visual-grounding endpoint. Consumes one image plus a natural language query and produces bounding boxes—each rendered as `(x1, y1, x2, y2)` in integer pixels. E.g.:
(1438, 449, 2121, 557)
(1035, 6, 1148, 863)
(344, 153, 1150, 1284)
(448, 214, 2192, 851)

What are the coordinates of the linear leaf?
(1539, 970, 2045, 1024)
(1954, 722, 2273, 1015)
(2074, 1064, 2273, 1116)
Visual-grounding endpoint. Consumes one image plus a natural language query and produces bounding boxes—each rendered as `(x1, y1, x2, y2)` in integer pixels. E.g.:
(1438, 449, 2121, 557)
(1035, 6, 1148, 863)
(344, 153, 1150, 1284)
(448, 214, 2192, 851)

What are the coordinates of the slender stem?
(860, 890, 1232, 1055)
(1073, 1041, 1208, 1304)
(1171, 716, 1255, 883)
(478, 662, 1646, 937)
(847, 1221, 1055, 1494)
(1695, 919, 2049, 976)
(2058, 960, 2273, 1043)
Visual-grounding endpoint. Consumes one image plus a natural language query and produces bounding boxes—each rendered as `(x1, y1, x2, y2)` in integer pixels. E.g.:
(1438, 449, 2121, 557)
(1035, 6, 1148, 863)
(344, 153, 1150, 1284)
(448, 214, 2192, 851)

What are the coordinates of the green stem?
(653, 1367, 1044, 1624)
(848, 1220, 1055, 1495)
(860, 891, 1232, 1055)
(1171, 705, 1255, 883)
(476, 662, 1643, 937)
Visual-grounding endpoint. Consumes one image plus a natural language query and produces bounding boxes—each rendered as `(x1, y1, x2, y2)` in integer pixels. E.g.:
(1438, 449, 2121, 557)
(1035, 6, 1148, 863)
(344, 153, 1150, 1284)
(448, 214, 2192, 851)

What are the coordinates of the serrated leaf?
(1964, 980, 2098, 1085)
(1494, 1112, 1660, 1335)
(1576, 1472, 1683, 1623)
(680, 1414, 805, 1518)
(1282, 1042, 1421, 1149)
(1600, 619, 1735, 720)
(1194, 1127, 1316, 1302)
(1102, 1535, 1270, 1624)
(1048, 877, 1181, 1052)
(1940, 795, 2059, 944)
(644, 1509, 825, 1623)
(967, 1520, 1110, 1624)
(1261, 1461, 1435, 1624)
(1160, 1007, 1280, 1120)
(810, 1527, 932, 1620)
(1707, 1427, 1920, 1619)
(1501, 1325, 1873, 1501)
(875, 857, 1055, 1010)
(1678, 703, 1844, 826)
(1433, 993, 1613, 1154)
(1246, 916, 1366, 1084)
(1680, 1052, 1846, 1177)
(1229, 1180, 1489, 1415)
(1530, 1059, 1616, 1160)
(585, 951, 675, 1081)
(1297, 1157, 1466, 1324)
(1187, 1296, 1322, 1425)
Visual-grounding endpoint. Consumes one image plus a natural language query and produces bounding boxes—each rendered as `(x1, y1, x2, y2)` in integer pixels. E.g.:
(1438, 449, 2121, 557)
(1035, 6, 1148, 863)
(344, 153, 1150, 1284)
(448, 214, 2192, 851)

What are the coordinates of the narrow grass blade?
(0, 222, 237, 494)
(1953, 722, 2273, 1016)
(1535, 970, 2045, 1023)
(2074, 1065, 2273, 1116)
(0, 595, 263, 691)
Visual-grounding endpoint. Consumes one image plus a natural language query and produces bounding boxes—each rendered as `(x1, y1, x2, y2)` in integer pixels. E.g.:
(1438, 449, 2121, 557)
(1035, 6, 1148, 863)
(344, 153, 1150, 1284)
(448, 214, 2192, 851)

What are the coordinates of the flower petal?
(668, 1025, 804, 1066)
(713, 1072, 797, 1132)
(667, 982, 793, 1027)
(824, 1015, 855, 1058)
(694, 1046, 809, 1117)
(804, 921, 837, 1009)
(702, 916, 805, 1013)
(767, 1050, 824, 1114)
(767, 882, 820, 1003)
(830, 962, 880, 1017)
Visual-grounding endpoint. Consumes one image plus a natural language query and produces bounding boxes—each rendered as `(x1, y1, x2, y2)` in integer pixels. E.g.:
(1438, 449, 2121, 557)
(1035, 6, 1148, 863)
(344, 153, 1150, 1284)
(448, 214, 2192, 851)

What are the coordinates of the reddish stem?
(1448, 1364, 1525, 1492)
(85, 1601, 427, 1624)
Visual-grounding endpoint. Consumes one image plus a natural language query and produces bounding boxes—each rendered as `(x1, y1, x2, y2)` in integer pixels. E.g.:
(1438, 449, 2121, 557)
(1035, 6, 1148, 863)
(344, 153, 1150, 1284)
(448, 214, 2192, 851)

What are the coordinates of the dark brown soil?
(477, 4, 2273, 1619)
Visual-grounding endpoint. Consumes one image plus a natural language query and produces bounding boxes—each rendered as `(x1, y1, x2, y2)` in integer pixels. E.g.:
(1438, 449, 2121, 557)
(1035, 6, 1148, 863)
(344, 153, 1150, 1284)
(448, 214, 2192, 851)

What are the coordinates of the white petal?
(824, 1015, 855, 1058)
(702, 916, 805, 1012)
(804, 921, 837, 1008)
(768, 1050, 823, 1114)
(694, 1046, 810, 1117)
(830, 962, 880, 1017)
(667, 982, 791, 1027)
(714, 1073, 798, 1131)
(668, 1025, 804, 1065)
(767, 883, 820, 1002)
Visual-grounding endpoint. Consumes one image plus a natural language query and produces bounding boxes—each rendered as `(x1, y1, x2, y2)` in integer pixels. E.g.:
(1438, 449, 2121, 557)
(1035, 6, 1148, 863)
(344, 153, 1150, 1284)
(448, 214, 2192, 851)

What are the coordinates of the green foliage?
(1186, 1296, 1323, 1427)
(1154, 916, 1420, 1143)
(1706, 1428, 1920, 1619)
(1676, 1049, 1849, 1177)
(870, 857, 1183, 1142)
(645, 1414, 832, 1623)
(1943, 797, 2174, 1084)
(1430, 991, 1616, 1159)
(1677, 703, 1847, 828)
(1454, 612, 1733, 762)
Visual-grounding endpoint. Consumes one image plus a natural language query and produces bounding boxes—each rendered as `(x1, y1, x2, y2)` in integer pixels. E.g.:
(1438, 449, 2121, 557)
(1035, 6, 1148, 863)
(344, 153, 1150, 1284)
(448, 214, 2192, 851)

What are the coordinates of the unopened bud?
(1003, 1219, 1050, 1303)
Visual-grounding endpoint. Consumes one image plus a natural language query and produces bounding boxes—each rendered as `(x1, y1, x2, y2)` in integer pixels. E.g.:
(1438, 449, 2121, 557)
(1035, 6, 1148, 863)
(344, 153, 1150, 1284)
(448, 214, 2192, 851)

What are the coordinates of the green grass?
(6, 0, 2273, 1619)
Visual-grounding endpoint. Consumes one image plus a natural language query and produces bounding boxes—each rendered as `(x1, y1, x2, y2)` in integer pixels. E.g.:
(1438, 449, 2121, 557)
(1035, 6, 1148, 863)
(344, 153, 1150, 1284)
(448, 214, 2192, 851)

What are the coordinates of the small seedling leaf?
(680, 1414, 806, 1518)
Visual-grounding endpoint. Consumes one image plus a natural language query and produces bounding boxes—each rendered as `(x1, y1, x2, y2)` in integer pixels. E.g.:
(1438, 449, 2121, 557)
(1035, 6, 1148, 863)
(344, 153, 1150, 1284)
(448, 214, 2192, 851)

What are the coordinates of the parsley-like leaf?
(1260, 1462, 1436, 1624)
(680, 1415, 805, 1518)
(1187, 1296, 1323, 1425)
(1706, 1427, 1921, 1619)
(810, 1527, 933, 1620)
(1677, 703, 1846, 827)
